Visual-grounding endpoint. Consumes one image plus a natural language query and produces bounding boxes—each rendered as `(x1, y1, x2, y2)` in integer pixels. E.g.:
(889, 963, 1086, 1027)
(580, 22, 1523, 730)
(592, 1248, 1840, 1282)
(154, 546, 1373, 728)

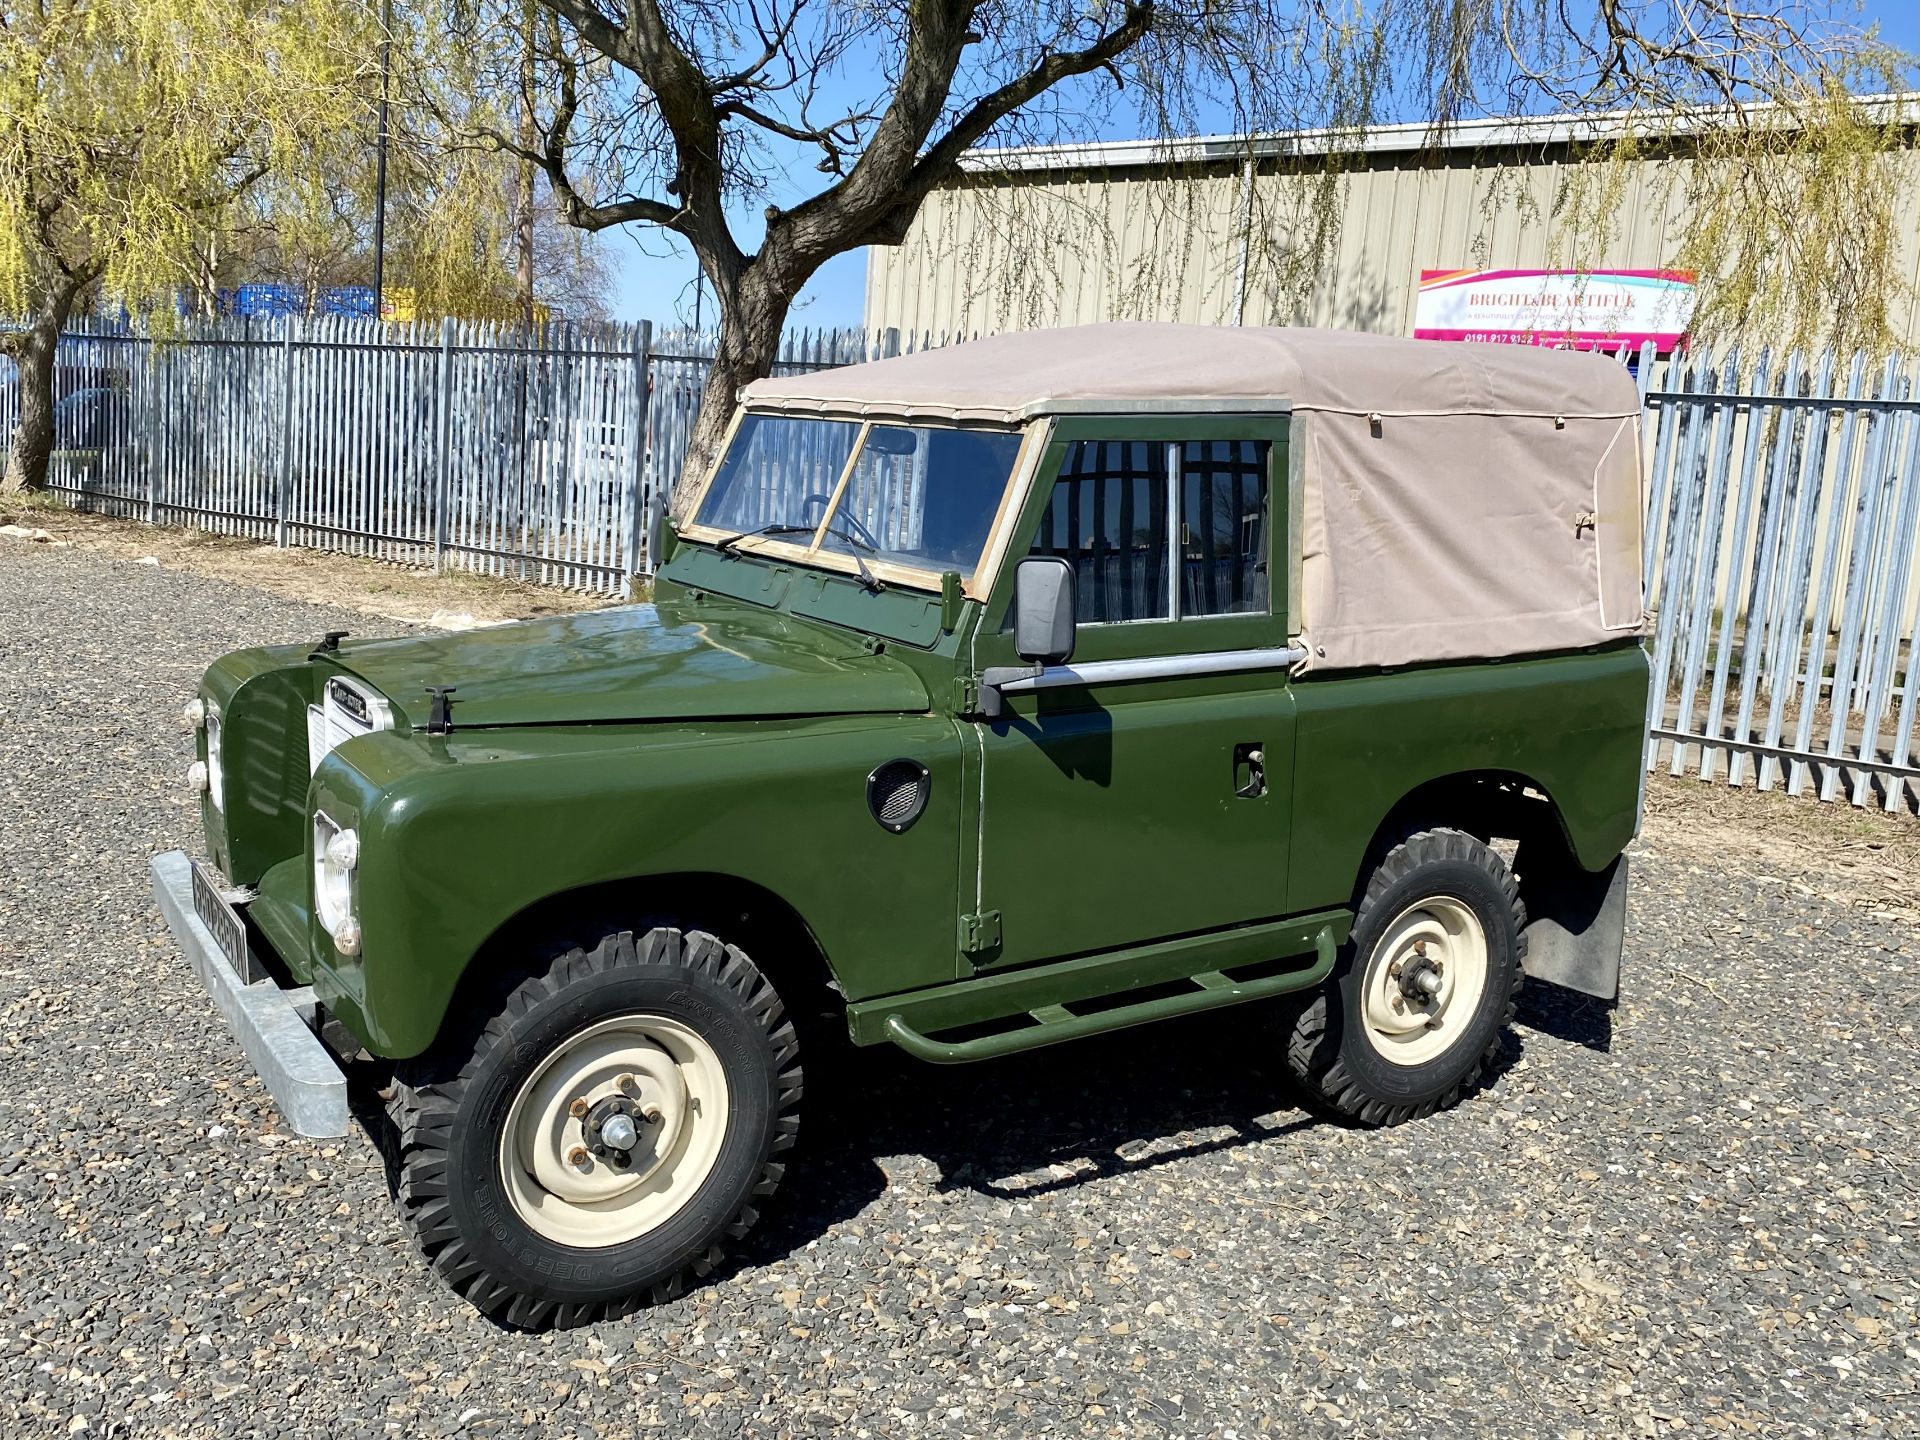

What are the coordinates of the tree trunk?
(674, 266, 795, 519)
(1, 283, 82, 496)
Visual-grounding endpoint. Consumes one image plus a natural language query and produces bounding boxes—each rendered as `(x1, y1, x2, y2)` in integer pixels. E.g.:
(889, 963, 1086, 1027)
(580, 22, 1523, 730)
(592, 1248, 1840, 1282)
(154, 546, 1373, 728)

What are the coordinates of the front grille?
(307, 677, 394, 774)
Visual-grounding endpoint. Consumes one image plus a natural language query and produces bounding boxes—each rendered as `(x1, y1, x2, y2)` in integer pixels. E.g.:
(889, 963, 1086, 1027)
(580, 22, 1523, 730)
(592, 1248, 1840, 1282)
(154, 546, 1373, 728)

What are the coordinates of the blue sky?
(605, 2, 1920, 331)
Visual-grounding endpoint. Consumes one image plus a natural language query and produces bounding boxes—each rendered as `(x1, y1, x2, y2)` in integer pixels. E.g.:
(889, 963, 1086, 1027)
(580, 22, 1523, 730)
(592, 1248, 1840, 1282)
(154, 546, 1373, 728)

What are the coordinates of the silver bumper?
(149, 850, 349, 1137)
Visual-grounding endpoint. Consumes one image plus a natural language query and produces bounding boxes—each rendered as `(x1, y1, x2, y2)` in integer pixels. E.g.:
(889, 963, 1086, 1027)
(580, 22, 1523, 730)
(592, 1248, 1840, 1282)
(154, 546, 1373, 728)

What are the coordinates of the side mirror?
(1012, 556, 1076, 666)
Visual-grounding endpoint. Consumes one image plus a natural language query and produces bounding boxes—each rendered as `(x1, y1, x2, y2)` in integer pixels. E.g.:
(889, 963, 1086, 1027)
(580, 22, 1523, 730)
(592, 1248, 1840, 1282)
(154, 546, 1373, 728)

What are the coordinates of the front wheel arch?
(421, 871, 844, 1063)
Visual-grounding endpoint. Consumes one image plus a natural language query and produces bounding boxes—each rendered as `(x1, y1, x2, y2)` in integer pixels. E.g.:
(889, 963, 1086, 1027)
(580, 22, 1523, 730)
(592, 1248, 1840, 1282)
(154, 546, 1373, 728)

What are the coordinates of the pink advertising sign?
(1413, 268, 1695, 351)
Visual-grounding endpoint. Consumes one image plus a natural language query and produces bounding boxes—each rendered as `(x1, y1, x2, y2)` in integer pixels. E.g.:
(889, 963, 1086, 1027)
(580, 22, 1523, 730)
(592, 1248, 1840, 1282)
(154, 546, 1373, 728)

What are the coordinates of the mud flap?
(1517, 851, 1627, 1002)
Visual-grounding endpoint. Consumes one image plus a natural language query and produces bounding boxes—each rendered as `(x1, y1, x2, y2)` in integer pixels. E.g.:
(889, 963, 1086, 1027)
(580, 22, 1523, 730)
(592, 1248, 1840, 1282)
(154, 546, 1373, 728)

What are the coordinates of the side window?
(1027, 440, 1170, 623)
(1023, 436, 1270, 625)
(1180, 440, 1269, 616)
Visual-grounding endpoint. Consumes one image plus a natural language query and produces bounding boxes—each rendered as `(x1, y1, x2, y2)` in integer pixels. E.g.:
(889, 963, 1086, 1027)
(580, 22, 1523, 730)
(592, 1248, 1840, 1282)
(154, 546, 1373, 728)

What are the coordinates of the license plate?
(191, 860, 261, 985)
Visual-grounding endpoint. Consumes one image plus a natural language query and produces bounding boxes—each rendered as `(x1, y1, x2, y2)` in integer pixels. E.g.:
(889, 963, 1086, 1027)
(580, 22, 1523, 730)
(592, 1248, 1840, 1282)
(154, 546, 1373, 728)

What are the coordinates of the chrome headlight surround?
(184, 694, 224, 812)
(312, 811, 363, 956)
(204, 707, 226, 813)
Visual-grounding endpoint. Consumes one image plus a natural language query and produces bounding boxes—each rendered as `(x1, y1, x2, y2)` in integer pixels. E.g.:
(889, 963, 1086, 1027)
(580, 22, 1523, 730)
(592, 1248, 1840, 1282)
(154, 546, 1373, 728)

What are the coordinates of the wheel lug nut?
(568, 1097, 589, 1119)
(567, 1146, 590, 1169)
(641, 1103, 663, 1124)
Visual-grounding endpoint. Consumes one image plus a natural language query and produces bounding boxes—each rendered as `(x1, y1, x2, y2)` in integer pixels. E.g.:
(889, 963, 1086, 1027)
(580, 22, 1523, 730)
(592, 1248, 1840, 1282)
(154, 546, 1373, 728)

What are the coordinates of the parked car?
(50, 385, 137, 492)
(154, 324, 1649, 1327)
(52, 385, 131, 450)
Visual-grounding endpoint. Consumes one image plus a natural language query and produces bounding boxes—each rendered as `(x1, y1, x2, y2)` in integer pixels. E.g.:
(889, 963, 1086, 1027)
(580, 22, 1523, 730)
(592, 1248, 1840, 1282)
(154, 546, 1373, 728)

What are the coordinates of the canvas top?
(742, 322, 1647, 671)
(738, 322, 1644, 423)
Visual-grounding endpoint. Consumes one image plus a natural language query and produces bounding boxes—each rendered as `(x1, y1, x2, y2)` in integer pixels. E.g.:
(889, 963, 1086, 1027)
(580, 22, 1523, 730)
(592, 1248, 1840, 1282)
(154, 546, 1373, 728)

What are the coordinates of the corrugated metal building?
(863, 107, 1920, 346)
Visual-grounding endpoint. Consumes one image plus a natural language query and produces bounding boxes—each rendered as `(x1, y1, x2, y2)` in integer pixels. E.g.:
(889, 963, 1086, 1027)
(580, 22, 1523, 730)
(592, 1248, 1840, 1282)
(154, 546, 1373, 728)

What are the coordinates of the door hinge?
(960, 909, 1002, 956)
(952, 675, 979, 714)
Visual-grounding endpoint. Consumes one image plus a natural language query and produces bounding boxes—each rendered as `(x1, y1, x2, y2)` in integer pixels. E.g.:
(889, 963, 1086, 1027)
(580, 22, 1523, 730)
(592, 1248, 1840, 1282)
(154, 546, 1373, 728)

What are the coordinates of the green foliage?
(1662, 88, 1915, 353)
(0, 0, 378, 320)
(233, 1, 617, 322)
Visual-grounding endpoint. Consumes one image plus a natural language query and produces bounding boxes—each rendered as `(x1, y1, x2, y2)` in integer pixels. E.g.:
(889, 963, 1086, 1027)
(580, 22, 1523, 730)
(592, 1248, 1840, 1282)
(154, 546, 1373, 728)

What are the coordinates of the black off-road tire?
(1284, 828, 1525, 1127)
(389, 926, 802, 1329)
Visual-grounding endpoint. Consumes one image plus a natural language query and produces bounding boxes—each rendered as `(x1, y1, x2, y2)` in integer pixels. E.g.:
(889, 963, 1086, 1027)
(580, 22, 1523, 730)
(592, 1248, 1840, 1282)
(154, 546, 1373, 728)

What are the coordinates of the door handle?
(1234, 742, 1266, 799)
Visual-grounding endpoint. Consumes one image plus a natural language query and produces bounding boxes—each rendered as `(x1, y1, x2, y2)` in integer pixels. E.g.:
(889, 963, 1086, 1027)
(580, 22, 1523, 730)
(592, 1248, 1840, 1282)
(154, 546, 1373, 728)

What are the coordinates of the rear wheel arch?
(1357, 770, 1579, 898)
(1363, 769, 1626, 1003)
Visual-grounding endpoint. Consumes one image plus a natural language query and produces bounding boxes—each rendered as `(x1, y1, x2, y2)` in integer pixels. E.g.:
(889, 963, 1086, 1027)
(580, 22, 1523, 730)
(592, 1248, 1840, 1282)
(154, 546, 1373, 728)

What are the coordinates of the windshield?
(694, 413, 1025, 580)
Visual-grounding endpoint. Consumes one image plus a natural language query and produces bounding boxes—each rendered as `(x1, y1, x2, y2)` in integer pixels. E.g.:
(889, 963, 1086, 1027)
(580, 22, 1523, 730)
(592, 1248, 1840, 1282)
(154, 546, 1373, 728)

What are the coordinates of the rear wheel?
(391, 926, 802, 1328)
(1284, 828, 1524, 1126)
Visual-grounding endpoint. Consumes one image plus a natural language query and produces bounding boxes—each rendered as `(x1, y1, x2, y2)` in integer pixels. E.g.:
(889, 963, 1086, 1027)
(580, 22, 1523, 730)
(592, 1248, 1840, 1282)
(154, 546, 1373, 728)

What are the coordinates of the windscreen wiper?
(842, 548, 886, 594)
(714, 522, 816, 554)
(816, 524, 887, 592)
(714, 519, 886, 592)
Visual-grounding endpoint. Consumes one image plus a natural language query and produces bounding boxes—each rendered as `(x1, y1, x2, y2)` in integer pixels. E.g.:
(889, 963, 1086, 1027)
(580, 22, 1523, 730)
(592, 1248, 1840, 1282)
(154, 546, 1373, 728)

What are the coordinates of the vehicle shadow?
(1514, 980, 1614, 1053)
(734, 994, 1531, 1270)
(346, 992, 1545, 1320)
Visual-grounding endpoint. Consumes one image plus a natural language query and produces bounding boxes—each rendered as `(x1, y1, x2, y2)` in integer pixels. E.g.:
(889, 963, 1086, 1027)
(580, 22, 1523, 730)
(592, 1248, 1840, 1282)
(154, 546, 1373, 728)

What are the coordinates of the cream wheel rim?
(500, 1014, 731, 1248)
(1358, 895, 1489, 1067)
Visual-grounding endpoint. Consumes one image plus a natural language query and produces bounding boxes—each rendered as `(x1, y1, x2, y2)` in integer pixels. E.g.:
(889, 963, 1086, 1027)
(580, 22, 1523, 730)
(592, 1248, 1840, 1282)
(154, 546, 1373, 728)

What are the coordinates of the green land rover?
(154, 324, 1649, 1327)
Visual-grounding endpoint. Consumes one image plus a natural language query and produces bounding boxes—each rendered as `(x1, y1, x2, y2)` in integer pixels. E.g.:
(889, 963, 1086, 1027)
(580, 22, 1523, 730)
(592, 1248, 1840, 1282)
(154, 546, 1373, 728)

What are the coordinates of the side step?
(851, 910, 1347, 1064)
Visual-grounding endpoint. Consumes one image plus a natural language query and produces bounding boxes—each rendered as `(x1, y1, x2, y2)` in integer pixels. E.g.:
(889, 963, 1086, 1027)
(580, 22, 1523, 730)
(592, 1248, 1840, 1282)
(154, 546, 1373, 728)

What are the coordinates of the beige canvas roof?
(740, 323, 1643, 424)
(743, 325, 1646, 670)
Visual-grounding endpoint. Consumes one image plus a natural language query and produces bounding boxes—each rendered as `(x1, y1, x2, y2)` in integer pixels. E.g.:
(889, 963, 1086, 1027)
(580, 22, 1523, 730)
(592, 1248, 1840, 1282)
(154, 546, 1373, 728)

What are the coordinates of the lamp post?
(370, 0, 392, 322)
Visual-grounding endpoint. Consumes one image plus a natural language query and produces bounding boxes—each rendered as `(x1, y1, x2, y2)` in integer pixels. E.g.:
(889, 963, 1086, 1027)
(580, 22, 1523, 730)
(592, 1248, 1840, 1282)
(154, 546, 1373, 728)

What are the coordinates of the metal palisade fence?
(3, 315, 911, 592)
(3, 317, 1917, 811)
(1641, 347, 1920, 813)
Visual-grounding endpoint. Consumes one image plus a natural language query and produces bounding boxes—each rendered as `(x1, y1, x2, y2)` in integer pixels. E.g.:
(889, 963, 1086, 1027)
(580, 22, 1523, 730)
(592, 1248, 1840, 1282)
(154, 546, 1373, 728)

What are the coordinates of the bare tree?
(427, 0, 1910, 511)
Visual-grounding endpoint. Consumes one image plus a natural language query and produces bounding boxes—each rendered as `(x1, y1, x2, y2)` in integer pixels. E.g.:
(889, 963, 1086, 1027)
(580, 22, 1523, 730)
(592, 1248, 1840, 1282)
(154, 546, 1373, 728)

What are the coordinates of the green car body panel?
(185, 404, 1648, 1065)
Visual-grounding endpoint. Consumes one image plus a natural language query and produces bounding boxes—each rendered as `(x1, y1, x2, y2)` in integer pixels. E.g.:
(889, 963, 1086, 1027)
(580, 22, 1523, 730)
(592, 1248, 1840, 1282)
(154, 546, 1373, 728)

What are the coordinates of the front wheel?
(391, 926, 802, 1328)
(1283, 828, 1525, 1126)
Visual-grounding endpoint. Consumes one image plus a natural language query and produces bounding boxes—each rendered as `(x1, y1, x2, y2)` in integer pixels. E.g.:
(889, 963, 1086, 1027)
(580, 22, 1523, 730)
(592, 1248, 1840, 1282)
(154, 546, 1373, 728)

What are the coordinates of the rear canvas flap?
(1295, 405, 1644, 671)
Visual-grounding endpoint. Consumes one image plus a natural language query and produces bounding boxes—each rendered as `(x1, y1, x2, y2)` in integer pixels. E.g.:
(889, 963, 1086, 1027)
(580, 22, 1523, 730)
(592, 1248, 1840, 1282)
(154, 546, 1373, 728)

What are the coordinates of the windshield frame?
(678, 407, 1046, 596)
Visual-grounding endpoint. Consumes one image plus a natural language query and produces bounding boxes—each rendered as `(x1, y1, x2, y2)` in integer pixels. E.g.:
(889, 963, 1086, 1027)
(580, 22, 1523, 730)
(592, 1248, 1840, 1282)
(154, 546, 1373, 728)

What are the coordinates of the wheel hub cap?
(1359, 896, 1490, 1067)
(1398, 952, 1445, 1001)
(500, 1014, 730, 1248)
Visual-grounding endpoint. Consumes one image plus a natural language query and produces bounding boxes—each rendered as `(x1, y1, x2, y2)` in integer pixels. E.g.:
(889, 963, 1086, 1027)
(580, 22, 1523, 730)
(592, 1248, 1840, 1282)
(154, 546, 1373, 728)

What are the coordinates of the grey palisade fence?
(5, 315, 911, 593)
(1640, 347, 1920, 813)
(3, 317, 1917, 810)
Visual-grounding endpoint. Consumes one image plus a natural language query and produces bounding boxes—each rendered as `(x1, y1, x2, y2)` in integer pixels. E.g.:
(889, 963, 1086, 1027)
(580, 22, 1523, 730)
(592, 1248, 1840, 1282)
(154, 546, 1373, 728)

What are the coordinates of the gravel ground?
(3, 535, 1918, 1440)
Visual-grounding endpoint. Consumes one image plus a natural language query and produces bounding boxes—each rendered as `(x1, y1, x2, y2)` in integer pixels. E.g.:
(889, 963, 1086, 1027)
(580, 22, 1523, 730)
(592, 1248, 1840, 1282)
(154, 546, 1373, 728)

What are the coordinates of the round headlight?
(331, 915, 362, 957)
(325, 828, 360, 869)
(183, 698, 207, 728)
(187, 760, 209, 793)
(313, 818, 361, 944)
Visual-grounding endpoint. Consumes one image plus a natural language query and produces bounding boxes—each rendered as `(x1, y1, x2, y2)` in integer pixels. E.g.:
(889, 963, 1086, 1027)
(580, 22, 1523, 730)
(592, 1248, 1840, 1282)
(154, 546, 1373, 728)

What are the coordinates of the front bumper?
(149, 850, 349, 1137)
